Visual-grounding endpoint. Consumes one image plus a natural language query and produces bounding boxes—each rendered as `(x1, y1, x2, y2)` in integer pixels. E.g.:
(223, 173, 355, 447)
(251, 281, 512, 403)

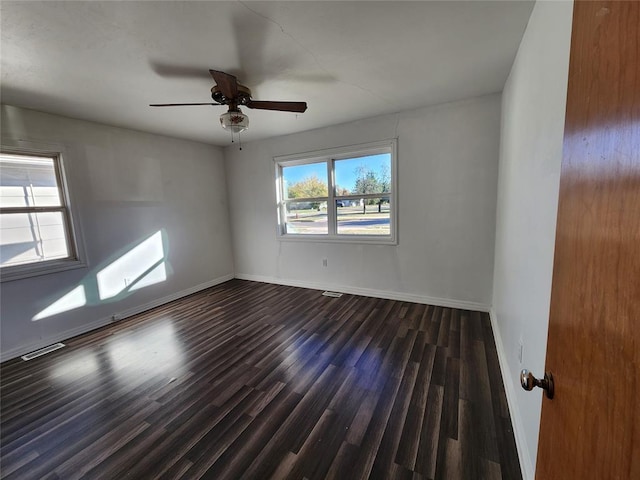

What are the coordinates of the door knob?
(520, 369, 554, 399)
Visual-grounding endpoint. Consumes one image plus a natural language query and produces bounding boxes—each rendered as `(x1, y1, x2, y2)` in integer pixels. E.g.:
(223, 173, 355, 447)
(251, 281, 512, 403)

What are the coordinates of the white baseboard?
(0, 274, 234, 363)
(115, 274, 234, 320)
(489, 308, 534, 480)
(0, 316, 114, 364)
(234, 273, 490, 312)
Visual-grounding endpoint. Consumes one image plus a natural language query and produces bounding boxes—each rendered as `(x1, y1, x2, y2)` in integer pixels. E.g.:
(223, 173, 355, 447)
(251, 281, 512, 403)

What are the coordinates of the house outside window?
(275, 139, 397, 244)
(0, 147, 84, 281)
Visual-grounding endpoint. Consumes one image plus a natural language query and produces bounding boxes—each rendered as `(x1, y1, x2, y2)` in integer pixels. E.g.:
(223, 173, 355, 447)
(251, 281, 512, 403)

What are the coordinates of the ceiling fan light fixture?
(219, 109, 249, 133)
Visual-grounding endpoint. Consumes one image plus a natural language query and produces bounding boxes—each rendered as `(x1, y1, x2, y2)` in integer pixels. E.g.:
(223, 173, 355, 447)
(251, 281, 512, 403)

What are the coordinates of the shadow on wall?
(32, 229, 172, 321)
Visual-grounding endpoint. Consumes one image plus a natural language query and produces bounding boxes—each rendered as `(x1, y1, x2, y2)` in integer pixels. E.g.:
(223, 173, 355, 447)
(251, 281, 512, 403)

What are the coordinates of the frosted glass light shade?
(219, 110, 249, 133)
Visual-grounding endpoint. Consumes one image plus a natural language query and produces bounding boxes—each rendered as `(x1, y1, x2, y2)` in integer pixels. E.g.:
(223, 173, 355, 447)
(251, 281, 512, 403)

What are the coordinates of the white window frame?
(275, 139, 398, 245)
(1, 141, 86, 282)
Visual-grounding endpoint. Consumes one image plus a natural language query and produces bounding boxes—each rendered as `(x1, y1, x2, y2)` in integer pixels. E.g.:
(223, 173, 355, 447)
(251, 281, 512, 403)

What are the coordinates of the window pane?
(0, 212, 70, 266)
(0, 154, 62, 207)
(336, 197, 390, 236)
(284, 201, 328, 235)
(335, 153, 391, 196)
(282, 162, 328, 200)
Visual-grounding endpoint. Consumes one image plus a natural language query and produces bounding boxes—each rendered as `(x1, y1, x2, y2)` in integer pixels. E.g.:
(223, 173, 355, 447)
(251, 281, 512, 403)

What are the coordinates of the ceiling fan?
(150, 69, 308, 134)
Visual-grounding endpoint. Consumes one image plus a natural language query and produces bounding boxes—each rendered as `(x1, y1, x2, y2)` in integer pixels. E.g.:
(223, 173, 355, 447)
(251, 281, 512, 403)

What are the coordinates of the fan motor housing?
(211, 84, 252, 105)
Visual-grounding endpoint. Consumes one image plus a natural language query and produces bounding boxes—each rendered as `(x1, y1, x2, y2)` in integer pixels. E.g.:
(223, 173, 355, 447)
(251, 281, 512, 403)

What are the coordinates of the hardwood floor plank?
(0, 449, 38, 478)
(348, 332, 417, 479)
(395, 343, 437, 470)
(441, 357, 460, 441)
(79, 424, 168, 480)
(442, 438, 462, 480)
(369, 360, 420, 478)
(54, 421, 150, 480)
(418, 305, 434, 332)
(238, 364, 349, 479)
(269, 451, 298, 480)
(284, 409, 340, 480)
(324, 441, 360, 480)
(344, 385, 380, 446)
(2, 378, 165, 477)
(447, 320, 461, 359)
(157, 458, 194, 480)
(414, 383, 444, 479)
(469, 340, 500, 463)
(430, 345, 448, 388)
(199, 386, 302, 480)
(433, 356, 460, 480)
(436, 308, 451, 347)
(160, 392, 259, 479)
(408, 330, 427, 364)
(245, 381, 287, 418)
(459, 398, 482, 479)
(0, 280, 521, 480)
(425, 306, 443, 345)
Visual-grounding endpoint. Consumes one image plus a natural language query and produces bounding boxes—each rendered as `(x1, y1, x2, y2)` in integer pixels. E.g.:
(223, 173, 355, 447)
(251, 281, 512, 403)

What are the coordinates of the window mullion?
(327, 159, 336, 235)
(282, 196, 328, 204)
(277, 164, 287, 235)
(334, 193, 390, 201)
(53, 155, 66, 207)
(0, 206, 66, 214)
(61, 207, 77, 259)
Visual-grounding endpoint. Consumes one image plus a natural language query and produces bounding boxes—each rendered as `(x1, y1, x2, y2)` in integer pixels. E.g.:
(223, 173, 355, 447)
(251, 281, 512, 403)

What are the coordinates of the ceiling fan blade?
(149, 103, 220, 107)
(209, 70, 238, 99)
(246, 100, 308, 113)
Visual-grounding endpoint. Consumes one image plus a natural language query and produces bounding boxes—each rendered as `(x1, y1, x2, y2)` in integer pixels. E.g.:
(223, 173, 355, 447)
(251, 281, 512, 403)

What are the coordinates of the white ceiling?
(1, 1, 534, 147)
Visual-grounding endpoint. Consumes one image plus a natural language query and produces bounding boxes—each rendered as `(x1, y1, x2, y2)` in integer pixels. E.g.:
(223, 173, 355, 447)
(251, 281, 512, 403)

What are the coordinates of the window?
(1, 147, 84, 281)
(275, 139, 397, 244)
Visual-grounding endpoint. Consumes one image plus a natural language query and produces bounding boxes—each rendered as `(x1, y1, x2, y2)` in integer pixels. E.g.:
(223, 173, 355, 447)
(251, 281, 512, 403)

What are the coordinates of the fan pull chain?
(228, 130, 242, 151)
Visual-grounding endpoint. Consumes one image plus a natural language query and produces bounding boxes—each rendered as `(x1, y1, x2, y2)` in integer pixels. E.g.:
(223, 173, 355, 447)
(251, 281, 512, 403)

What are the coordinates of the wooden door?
(536, 0, 640, 478)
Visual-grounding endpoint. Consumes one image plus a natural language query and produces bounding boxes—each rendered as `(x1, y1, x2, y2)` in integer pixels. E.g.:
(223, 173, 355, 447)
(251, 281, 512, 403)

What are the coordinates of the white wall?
(0, 105, 234, 361)
(226, 94, 501, 310)
(491, 1, 573, 478)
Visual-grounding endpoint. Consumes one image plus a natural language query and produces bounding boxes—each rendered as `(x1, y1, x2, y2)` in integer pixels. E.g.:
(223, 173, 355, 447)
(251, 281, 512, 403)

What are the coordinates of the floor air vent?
(322, 291, 343, 298)
(21, 343, 65, 361)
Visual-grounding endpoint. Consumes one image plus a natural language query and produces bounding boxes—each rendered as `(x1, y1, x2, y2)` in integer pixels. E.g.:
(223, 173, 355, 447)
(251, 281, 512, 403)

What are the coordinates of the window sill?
(1, 258, 87, 283)
(277, 234, 397, 246)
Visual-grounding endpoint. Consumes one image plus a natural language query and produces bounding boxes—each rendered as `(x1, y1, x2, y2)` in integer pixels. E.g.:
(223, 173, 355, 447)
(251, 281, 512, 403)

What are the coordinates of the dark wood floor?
(0, 280, 521, 480)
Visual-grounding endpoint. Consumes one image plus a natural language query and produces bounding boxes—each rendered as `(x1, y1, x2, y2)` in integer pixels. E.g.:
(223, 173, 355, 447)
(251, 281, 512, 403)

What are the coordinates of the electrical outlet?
(322, 258, 328, 267)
